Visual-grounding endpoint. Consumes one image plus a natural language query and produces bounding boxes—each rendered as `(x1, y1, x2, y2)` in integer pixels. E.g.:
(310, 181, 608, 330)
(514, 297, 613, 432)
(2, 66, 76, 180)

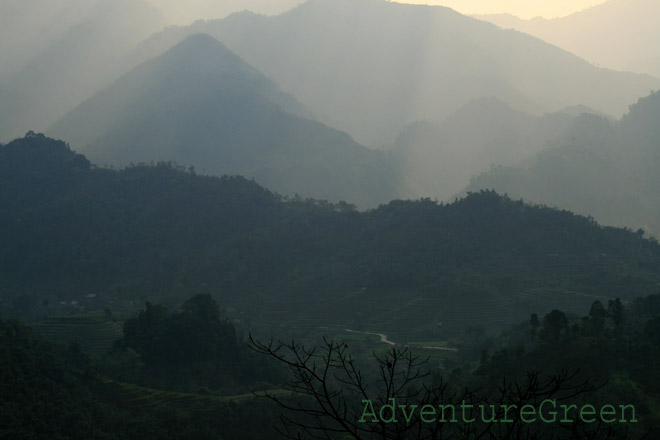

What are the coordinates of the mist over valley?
(2, 1, 660, 438)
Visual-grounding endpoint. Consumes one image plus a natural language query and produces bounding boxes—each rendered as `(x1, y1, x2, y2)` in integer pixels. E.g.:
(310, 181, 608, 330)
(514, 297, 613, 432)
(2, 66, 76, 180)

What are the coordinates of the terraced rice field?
(98, 378, 289, 414)
(31, 314, 123, 354)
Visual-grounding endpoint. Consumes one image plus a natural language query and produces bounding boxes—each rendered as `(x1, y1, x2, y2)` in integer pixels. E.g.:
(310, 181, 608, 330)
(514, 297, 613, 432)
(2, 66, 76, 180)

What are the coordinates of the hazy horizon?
(3, 1, 660, 438)
(146, 0, 609, 24)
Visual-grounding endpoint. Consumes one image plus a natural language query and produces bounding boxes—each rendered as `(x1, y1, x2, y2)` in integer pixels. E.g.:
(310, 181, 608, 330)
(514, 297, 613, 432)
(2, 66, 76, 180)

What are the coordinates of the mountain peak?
(155, 33, 245, 74)
(171, 33, 228, 52)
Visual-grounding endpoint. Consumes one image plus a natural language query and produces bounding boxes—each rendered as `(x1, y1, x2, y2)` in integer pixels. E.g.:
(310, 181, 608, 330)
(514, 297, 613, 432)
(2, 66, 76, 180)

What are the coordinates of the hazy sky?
(401, 0, 608, 19)
(149, 0, 609, 24)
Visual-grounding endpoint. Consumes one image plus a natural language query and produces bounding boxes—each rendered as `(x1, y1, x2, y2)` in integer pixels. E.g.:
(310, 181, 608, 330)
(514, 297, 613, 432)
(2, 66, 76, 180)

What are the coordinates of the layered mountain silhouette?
(149, 0, 305, 25)
(390, 97, 579, 200)
(0, 0, 103, 79)
(479, 0, 660, 78)
(130, 0, 660, 145)
(466, 91, 660, 236)
(0, 0, 165, 142)
(4, 133, 660, 332)
(49, 33, 404, 207)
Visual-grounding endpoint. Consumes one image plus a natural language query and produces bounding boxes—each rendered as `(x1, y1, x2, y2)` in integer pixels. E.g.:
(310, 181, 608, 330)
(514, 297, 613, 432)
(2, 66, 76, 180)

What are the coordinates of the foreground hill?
(0, 317, 279, 439)
(130, 0, 660, 145)
(48, 34, 403, 207)
(3, 134, 660, 338)
(466, 90, 660, 236)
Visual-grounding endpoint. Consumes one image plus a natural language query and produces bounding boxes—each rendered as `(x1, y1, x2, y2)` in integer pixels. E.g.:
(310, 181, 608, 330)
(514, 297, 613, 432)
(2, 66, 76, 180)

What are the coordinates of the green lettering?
(619, 404, 638, 423)
(398, 404, 418, 424)
(359, 399, 378, 423)
(380, 398, 398, 423)
(539, 399, 557, 423)
(438, 404, 457, 422)
(579, 404, 596, 423)
(520, 404, 536, 423)
(461, 401, 475, 423)
(560, 404, 577, 423)
(480, 404, 497, 423)
(501, 404, 517, 423)
(420, 404, 436, 423)
(599, 404, 616, 423)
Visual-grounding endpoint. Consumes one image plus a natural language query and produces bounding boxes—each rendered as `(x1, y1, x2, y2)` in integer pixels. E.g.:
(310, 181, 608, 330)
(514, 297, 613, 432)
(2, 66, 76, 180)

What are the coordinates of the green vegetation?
(114, 293, 281, 392)
(467, 90, 660, 237)
(3, 132, 660, 438)
(3, 133, 660, 341)
(4, 286, 660, 438)
(3, 3, 659, 439)
(31, 314, 122, 354)
(251, 293, 660, 439)
(0, 317, 281, 439)
(466, 294, 660, 437)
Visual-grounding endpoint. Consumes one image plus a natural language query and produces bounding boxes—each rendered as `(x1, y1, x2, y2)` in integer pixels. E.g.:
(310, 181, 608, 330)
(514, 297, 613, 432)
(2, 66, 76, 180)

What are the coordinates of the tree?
(608, 298, 624, 330)
(249, 336, 628, 440)
(541, 309, 569, 342)
(588, 301, 607, 335)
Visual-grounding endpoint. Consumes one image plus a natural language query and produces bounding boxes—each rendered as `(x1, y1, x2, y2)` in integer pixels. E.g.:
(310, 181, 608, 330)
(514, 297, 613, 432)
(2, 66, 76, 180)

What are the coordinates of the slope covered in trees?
(3, 133, 660, 339)
(466, 90, 660, 236)
(0, 315, 281, 439)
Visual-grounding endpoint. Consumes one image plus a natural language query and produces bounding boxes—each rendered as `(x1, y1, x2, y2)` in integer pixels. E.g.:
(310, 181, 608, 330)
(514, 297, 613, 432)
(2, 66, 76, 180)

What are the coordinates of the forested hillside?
(3, 133, 660, 340)
(466, 90, 660, 236)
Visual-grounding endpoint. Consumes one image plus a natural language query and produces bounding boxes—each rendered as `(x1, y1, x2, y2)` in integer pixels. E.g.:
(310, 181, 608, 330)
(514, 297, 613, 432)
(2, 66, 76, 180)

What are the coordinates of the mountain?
(465, 91, 660, 236)
(0, 0, 166, 142)
(48, 34, 404, 207)
(148, 0, 305, 25)
(3, 133, 660, 337)
(389, 97, 577, 200)
(478, 0, 660, 78)
(0, 0, 101, 79)
(129, 0, 660, 145)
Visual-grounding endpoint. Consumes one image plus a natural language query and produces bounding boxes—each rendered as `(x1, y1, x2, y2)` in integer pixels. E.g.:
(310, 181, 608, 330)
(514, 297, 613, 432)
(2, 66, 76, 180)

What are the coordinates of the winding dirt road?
(342, 328, 458, 352)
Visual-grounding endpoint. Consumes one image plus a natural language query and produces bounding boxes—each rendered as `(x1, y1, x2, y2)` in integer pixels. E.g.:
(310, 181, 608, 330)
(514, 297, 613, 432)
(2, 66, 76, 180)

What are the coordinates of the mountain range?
(48, 33, 405, 206)
(129, 0, 660, 146)
(478, 0, 660, 78)
(148, 0, 305, 25)
(3, 133, 660, 337)
(3, 0, 659, 234)
(0, 0, 165, 141)
(389, 97, 582, 200)
(466, 90, 660, 236)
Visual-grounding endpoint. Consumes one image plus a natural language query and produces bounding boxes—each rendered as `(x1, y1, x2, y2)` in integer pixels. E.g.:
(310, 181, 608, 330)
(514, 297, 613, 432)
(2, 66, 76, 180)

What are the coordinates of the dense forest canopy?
(2, 133, 660, 342)
(466, 90, 660, 236)
(2, 2, 660, 438)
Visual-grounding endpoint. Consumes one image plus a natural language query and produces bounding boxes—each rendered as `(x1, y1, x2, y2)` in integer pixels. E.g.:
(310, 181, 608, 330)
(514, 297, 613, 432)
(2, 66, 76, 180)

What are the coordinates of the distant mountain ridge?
(49, 33, 405, 207)
(465, 90, 660, 236)
(129, 0, 660, 145)
(0, 0, 166, 142)
(390, 97, 577, 200)
(477, 0, 660, 78)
